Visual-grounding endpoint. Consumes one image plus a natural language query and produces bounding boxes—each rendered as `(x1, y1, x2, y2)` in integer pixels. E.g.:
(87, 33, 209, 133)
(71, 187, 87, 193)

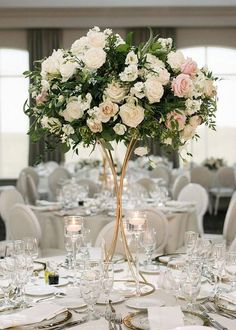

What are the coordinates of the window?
(0, 48, 29, 178)
(180, 46, 236, 166)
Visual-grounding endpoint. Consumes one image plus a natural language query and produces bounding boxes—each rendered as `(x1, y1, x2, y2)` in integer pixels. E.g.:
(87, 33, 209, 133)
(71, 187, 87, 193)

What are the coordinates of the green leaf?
(61, 143, 70, 153)
(125, 32, 133, 46)
(102, 141, 114, 151)
(116, 44, 130, 53)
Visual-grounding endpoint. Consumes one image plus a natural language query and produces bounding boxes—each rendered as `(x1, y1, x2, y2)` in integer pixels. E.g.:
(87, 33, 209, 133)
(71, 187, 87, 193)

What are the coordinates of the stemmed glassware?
(64, 216, 83, 279)
(225, 251, 236, 291)
(184, 231, 199, 261)
(211, 242, 226, 293)
(24, 237, 39, 261)
(124, 211, 146, 296)
(140, 227, 157, 271)
(80, 265, 102, 320)
(167, 257, 185, 302)
(0, 242, 15, 308)
(180, 262, 202, 311)
(102, 262, 114, 305)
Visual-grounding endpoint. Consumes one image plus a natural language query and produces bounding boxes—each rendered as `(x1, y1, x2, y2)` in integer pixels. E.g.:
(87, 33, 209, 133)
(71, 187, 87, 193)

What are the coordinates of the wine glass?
(180, 262, 202, 311)
(0, 242, 15, 308)
(167, 257, 185, 302)
(140, 227, 157, 271)
(80, 269, 102, 321)
(225, 251, 236, 291)
(184, 231, 198, 260)
(211, 242, 226, 293)
(24, 237, 39, 261)
(102, 262, 114, 305)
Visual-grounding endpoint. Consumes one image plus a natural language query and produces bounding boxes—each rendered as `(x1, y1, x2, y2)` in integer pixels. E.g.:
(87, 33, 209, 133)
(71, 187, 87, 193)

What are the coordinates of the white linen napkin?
(0, 302, 66, 329)
(148, 306, 184, 330)
(218, 291, 236, 304)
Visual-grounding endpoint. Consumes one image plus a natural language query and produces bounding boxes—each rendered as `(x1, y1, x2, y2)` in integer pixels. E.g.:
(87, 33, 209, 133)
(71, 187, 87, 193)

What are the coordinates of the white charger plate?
(55, 297, 86, 309)
(139, 265, 160, 274)
(25, 284, 56, 296)
(97, 293, 125, 305)
(126, 296, 165, 310)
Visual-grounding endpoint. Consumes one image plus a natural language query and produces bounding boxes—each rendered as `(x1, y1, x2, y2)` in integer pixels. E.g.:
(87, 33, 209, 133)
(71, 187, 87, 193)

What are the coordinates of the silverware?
(49, 318, 87, 330)
(199, 305, 228, 330)
(204, 302, 234, 320)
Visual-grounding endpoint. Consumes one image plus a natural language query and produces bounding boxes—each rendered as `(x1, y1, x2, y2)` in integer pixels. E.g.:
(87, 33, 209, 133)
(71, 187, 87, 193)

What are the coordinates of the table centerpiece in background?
(24, 26, 217, 281)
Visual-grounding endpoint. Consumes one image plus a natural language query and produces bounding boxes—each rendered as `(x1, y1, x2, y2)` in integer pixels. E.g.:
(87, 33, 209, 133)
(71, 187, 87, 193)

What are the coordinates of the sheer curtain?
(27, 29, 64, 166)
(128, 27, 179, 168)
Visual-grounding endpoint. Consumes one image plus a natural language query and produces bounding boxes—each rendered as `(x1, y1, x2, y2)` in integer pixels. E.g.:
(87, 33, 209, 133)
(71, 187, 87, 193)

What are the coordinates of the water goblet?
(225, 251, 236, 291)
(211, 242, 226, 293)
(24, 237, 38, 261)
(140, 227, 158, 271)
(184, 231, 199, 261)
(167, 257, 185, 302)
(102, 262, 114, 305)
(80, 269, 102, 321)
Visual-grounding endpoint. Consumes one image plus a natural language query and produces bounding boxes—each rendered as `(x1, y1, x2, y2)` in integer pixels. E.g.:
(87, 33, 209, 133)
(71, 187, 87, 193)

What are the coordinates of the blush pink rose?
(36, 91, 48, 105)
(165, 111, 186, 131)
(172, 74, 192, 98)
(181, 58, 198, 76)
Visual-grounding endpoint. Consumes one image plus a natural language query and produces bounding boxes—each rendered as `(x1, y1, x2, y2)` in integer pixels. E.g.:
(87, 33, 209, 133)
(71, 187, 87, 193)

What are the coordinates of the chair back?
(217, 166, 235, 188)
(17, 167, 39, 193)
(178, 183, 208, 234)
(136, 178, 155, 195)
(149, 166, 171, 187)
(191, 166, 212, 190)
(223, 197, 236, 245)
(25, 174, 39, 205)
(48, 167, 71, 201)
(0, 188, 25, 223)
(95, 222, 125, 255)
(172, 174, 190, 200)
(8, 203, 42, 243)
(77, 179, 100, 198)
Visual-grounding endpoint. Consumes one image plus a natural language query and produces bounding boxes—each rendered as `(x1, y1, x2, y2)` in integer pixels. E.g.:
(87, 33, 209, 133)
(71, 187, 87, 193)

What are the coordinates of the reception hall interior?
(0, 1, 236, 329)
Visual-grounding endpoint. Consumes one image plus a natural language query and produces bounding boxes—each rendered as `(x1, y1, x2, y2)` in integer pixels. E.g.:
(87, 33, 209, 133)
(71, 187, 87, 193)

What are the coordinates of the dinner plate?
(55, 297, 86, 309)
(158, 254, 185, 264)
(123, 310, 208, 330)
(113, 280, 155, 298)
(126, 296, 165, 310)
(215, 294, 236, 312)
(97, 293, 125, 305)
(139, 264, 160, 274)
(25, 285, 56, 296)
(33, 262, 45, 272)
(53, 278, 69, 287)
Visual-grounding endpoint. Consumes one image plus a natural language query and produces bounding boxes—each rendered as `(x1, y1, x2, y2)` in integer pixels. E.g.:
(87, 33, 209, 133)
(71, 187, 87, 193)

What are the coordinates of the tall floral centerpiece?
(24, 27, 217, 267)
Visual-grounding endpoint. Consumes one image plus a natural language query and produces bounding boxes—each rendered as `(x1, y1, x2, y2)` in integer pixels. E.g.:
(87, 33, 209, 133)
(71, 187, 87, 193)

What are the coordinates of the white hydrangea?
(78, 93, 92, 111)
(125, 51, 138, 65)
(185, 99, 202, 115)
(119, 65, 138, 82)
(130, 82, 145, 99)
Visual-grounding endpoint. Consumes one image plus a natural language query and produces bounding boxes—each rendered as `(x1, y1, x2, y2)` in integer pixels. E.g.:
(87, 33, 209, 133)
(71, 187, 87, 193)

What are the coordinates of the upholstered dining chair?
(210, 166, 236, 215)
(77, 179, 100, 198)
(48, 166, 71, 201)
(136, 178, 155, 196)
(16, 167, 39, 197)
(8, 204, 64, 257)
(149, 165, 171, 188)
(0, 188, 25, 239)
(171, 174, 190, 200)
(178, 183, 209, 235)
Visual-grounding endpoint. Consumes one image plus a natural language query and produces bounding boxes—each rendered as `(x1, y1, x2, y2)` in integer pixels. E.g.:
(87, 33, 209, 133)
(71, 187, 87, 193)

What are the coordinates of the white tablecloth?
(33, 205, 198, 254)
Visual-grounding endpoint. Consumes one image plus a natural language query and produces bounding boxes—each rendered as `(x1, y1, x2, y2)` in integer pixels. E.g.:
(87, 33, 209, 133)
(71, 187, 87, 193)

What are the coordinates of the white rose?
(181, 124, 196, 141)
(167, 50, 185, 71)
(146, 54, 165, 69)
(185, 99, 202, 115)
(189, 115, 202, 128)
(87, 106, 100, 117)
(41, 49, 64, 79)
(62, 124, 74, 136)
(87, 118, 103, 133)
(113, 123, 127, 135)
(98, 100, 119, 123)
(41, 79, 50, 92)
(87, 30, 106, 48)
(119, 64, 138, 82)
(158, 37, 173, 51)
(203, 79, 216, 97)
(60, 98, 84, 122)
(134, 147, 148, 156)
(78, 93, 92, 111)
(125, 51, 138, 65)
(115, 34, 125, 46)
(144, 77, 164, 103)
(130, 82, 145, 99)
(41, 115, 49, 128)
(71, 36, 89, 56)
(152, 67, 170, 86)
(119, 101, 145, 127)
(104, 82, 127, 103)
(83, 48, 106, 70)
(60, 61, 78, 82)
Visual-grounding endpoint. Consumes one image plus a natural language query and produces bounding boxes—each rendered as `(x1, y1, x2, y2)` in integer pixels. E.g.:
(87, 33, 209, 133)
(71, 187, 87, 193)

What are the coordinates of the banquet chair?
(48, 166, 71, 201)
(190, 166, 212, 191)
(136, 178, 155, 196)
(178, 183, 209, 235)
(209, 166, 236, 215)
(25, 174, 39, 205)
(77, 179, 100, 198)
(149, 165, 171, 187)
(0, 188, 25, 239)
(8, 204, 64, 257)
(16, 167, 39, 196)
(229, 236, 236, 251)
(171, 174, 190, 200)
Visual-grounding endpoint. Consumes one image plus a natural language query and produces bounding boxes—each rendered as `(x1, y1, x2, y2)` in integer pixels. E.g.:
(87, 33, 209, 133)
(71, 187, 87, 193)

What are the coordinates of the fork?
(198, 305, 228, 330)
(204, 302, 235, 320)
